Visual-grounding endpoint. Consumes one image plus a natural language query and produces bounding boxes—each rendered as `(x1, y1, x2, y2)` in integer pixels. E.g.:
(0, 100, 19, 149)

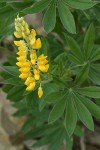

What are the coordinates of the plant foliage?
(0, 0, 100, 150)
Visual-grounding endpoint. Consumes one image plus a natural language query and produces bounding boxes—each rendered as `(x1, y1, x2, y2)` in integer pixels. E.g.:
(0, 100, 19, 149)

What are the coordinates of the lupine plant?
(0, 0, 100, 150)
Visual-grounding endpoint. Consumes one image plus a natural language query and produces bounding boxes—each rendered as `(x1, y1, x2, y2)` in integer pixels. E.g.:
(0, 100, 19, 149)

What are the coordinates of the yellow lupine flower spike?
(14, 15, 49, 98)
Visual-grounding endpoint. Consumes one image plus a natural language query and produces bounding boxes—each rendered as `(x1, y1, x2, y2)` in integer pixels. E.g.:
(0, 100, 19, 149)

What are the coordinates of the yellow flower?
(24, 61, 31, 67)
(19, 73, 29, 79)
(19, 67, 30, 73)
(17, 51, 26, 56)
(33, 69, 40, 80)
(18, 46, 27, 51)
(30, 50, 37, 65)
(37, 54, 49, 72)
(38, 64, 49, 72)
(38, 86, 43, 98)
(32, 38, 42, 49)
(30, 37, 36, 46)
(25, 76, 35, 85)
(31, 29, 36, 37)
(26, 82, 36, 91)
(17, 56, 26, 61)
(16, 62, 24, 67)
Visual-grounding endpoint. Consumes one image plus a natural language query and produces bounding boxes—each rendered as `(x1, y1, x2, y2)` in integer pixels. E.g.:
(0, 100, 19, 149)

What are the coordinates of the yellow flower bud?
(22, 32, 26, 38)
(38, 87, 43, 98)
(22, 20, 26, 26)
(26, 82, 36, 91)
(14, 40, 25, 46)
(14, 31, 22, 38)
(25, 28, 30, 35)
(15, 26, 21, 32)
(31, 29, 36, 37)
(14, 41, 20, 46)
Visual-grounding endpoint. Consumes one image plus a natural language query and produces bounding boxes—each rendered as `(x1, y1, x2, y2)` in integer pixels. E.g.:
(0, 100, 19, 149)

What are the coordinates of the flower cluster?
(14, 16, 49, 98)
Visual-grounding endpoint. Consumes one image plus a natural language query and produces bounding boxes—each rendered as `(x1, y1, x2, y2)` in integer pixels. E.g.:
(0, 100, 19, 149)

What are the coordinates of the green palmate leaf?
(67, 54, 81, 64)
(49, 129, 65, 150)
(95, 99, 100, 107)
(0, 65, 19, 77)
(2, 77, 23, 86)
(92, 64, 100, 72)
(65, 35, 83, 63)
(75, 64, 89, 85)
(74, 125, 84, 137)
(24, 125, 46, 139)
(53, 76, 66, 87)
(57, 0, 76, 34)
(13, 108, 28, 117)
(65, 95, 77, 136)
(44, 92, 63, 103)
(22, 0, 51, 14)
(84, 24, 95, 59)
(3, 84, 13, 93)
(7, 85, 25, 101)
(73, 94, 94, 131)
(0, 4, 15, 20)
(77, 86, 100, 98)
(39, 83, 59, 111)
(77, 94, 100, 118)
(25, 91, 35, 108)
(63, 0, 97, 10)
(48, 94, 67, 124)
(89, 68, 100, 85)
(7, 54, 17, 66)
(11, 1, 33, 10)
(0, 71, 13, 80)
(32, 136, 50, 147)
(0, 18, 14, 35)
(91, 47, 100, 62)
(40, 37, 49, 55)
(0, 0, 21, 2)
(24, 124, 60, 139)
(43, 0, 56, 33)
(94, 5, 100, 23)
(65, 132, 73, 150)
